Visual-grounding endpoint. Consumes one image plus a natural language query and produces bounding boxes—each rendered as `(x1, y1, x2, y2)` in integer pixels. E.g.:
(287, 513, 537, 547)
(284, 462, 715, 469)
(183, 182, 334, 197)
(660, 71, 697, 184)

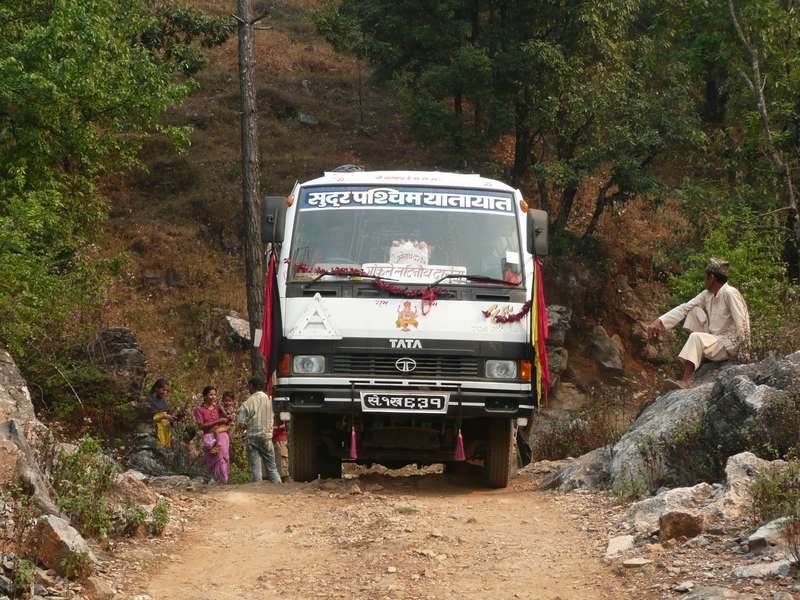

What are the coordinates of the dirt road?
(127, 467, 648, 600)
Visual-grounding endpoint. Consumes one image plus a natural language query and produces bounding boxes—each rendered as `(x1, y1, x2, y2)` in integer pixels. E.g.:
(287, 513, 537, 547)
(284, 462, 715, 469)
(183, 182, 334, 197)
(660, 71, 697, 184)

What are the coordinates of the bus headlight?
(486, 360, 517, 379)
(292, 355, 326, 374)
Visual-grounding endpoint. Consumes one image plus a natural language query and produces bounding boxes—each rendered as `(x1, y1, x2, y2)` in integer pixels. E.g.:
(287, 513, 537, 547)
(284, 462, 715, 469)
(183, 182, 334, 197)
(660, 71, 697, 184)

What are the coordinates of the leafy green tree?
(662, 0, 800, 282)
(0, 0, 230, 407)
(316, 0, 702, 237)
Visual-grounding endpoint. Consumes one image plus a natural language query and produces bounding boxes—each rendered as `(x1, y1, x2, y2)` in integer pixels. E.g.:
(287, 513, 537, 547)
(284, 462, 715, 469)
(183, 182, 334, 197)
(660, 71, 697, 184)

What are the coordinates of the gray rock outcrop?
(589, 325, 624, 373)
(0, 420, 62, 517)
(0, 350, 37, 427)
(540, 352, 800, 493)
(0, 351, 61, 516)
(73, 327, 147, 401)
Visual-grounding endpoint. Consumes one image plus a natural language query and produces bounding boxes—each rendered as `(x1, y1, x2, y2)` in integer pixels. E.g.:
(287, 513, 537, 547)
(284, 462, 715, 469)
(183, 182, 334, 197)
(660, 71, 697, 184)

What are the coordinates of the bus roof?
(301, 170, 518, 193)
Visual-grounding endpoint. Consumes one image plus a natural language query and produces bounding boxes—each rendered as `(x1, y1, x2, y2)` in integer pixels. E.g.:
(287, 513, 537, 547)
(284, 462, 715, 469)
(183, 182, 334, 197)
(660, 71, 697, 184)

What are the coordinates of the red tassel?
(350, 426, 357, 459)
(454, 429, 465, 461)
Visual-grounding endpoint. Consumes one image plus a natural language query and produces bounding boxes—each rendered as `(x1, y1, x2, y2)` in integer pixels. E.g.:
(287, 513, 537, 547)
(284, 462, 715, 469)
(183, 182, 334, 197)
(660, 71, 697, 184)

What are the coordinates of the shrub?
(12, 558, 35, 598)
(530, 407, 623, 462)
(751, 461, 800, 566)
(661, 414, 723, 486)
(60, 551, 94, 581)
(612, 464, 647, 502)
(228, 434, 252, 484)
(151, 501, 170, 536)
(751, 461, 800, 525)
(121, 502, 148, 537)
(51, 436, 116, 538)
(635, 431, 665, 495)
(743, 391, 800, 460)
(5, 484, 41, 599)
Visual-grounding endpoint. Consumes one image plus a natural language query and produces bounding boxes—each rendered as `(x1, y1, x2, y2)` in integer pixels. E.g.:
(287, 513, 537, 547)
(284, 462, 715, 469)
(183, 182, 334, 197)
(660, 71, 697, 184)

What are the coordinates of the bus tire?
(318, 449, 342, 479)
(289, 413, 318, 482)
(483, 419, 515, 488)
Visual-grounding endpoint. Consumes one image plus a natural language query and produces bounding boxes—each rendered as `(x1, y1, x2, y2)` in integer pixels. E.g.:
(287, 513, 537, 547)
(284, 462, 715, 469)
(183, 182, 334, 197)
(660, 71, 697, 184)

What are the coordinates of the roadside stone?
(588, 325, 624, 373)
(224, 315, 251, 346)
(106, 472, 158, 508)
(673, 587, 749, 599)
(605, 535, 635, 559)
(21, 516, 98, 577)
(748, 518, 789, 553)
(626, 484, 714, 534)
(660, 508, 706, 541)
(623, 558, 653, 568)
(34, 568, 58, 588)
(84, 576, 114, 599)
(538, 446, 612, 492)
(733, 559, 792, 579)
(345, 482, 362, 495)
(714, 453, 773, 521)
(676, 581, 695, 592)
(148, 475, 191, 490)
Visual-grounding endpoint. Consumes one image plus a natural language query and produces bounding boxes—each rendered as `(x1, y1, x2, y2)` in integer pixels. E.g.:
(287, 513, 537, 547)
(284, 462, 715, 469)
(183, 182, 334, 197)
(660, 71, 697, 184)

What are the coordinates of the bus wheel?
(289, 413, 318, 482)
(318, 449, 342, 479)
(483, 419, 515, 488)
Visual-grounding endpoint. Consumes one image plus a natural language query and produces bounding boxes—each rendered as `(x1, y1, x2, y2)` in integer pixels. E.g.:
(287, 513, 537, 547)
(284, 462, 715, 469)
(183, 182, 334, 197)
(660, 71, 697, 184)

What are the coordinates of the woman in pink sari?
(194, 386, 231, 483)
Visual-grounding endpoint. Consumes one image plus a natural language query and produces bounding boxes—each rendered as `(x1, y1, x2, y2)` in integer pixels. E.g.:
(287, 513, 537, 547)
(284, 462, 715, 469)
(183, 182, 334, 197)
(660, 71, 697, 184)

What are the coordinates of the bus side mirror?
(527, 209, 548, 258)
(261, 196, 287, 244)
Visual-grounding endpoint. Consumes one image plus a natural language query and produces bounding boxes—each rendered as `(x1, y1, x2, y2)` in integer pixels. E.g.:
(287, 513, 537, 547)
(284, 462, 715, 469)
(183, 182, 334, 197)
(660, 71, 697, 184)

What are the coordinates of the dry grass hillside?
(96, 0, 676, 416)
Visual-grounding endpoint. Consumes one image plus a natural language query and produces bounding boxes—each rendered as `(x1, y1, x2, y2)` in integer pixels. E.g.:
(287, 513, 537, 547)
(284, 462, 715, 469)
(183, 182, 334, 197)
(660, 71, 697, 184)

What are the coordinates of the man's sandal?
(664, 379, 689, 390)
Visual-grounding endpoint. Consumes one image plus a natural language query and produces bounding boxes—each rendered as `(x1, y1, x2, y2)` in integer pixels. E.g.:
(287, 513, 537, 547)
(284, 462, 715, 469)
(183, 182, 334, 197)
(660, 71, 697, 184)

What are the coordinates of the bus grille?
(332, 355, 479, 379)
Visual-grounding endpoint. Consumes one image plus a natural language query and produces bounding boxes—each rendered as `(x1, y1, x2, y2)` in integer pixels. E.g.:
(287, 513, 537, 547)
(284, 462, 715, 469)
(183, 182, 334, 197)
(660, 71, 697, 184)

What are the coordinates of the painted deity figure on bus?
(396, 301, 419, 331)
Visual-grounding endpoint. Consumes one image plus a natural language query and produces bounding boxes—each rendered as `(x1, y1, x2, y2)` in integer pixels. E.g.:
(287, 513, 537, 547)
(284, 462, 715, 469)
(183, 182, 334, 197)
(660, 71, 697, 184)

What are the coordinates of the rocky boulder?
(0, 350, 37, 427)
(73, 327, 147, 401)
(21, 516, 98, 577)
(541, 352, 800, 492)
(0, 352, 61, 516)
(0, 420, 62, 517)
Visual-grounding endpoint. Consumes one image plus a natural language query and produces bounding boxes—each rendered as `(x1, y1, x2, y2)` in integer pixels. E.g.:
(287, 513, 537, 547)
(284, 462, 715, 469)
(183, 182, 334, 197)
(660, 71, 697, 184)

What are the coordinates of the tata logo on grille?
(395, 358, 417, 373)
(389, 339, 422, 348)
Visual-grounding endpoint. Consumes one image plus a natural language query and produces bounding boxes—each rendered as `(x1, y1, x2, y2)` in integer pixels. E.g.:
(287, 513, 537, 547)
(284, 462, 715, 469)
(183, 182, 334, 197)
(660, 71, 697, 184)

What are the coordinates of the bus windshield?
(288, 185, 523, 284)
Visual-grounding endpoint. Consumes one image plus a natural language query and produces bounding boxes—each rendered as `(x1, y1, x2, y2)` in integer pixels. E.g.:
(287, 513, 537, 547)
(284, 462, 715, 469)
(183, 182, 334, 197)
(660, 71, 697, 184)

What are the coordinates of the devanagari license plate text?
(361, 393, 449, 413)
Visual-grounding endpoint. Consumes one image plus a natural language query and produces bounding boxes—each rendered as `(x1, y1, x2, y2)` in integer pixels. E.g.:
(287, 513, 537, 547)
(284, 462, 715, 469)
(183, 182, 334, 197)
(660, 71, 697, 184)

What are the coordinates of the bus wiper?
(305, 270, 397, 287)
(430, 273, 520, 287)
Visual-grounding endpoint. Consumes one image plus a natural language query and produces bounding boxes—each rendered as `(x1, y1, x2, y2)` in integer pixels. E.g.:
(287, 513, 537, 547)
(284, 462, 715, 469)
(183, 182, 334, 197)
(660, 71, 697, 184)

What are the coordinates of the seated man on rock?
(647, 258, 750, 390)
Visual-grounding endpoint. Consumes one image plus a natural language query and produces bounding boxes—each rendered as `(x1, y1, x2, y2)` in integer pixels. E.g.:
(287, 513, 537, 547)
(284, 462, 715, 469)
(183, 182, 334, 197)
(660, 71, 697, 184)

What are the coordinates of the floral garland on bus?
(482, 300, 531, 323)
(285, 261, 449, 314)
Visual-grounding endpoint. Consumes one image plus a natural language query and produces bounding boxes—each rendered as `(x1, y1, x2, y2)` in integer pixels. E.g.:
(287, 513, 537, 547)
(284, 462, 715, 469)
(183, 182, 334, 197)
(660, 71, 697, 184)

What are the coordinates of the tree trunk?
(510, 99, 532, 187)
(238, 0, 265, 377)
(728, 0, 800, 281)
(551, 185, 579, 235)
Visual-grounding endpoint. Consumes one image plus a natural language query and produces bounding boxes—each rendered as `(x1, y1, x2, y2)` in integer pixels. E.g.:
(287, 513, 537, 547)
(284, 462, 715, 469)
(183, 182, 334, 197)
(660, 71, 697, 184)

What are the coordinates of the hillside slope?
(98, 0, 673, 415)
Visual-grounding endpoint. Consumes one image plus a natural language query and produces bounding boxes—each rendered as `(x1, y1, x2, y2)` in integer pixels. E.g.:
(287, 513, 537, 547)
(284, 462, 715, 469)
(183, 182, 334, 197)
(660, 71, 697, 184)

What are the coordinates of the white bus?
(261, 169, 548, 487)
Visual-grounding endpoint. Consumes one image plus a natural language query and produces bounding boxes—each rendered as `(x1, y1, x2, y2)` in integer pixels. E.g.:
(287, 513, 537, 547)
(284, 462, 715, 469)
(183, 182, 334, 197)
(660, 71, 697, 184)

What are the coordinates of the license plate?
(360, 392, 449, 414)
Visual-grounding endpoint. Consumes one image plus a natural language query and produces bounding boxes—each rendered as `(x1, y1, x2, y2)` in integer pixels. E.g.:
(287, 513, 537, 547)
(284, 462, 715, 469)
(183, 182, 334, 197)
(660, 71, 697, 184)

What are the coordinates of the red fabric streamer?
(259, 249, 282, 394)
(535, 259, 550, 406)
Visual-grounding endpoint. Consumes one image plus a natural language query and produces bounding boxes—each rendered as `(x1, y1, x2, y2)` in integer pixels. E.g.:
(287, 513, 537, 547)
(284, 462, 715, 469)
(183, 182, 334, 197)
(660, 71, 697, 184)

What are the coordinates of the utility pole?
(237, 0, 265, 377)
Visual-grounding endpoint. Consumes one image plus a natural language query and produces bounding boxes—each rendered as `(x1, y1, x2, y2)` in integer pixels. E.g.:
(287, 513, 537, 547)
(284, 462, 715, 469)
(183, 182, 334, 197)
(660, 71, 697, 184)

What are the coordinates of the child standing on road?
(273, 415, 291, 482)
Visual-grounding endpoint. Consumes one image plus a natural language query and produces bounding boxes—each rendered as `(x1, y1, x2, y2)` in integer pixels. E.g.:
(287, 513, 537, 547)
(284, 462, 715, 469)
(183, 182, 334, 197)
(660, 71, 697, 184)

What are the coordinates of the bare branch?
(250, 10, 271, 24)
